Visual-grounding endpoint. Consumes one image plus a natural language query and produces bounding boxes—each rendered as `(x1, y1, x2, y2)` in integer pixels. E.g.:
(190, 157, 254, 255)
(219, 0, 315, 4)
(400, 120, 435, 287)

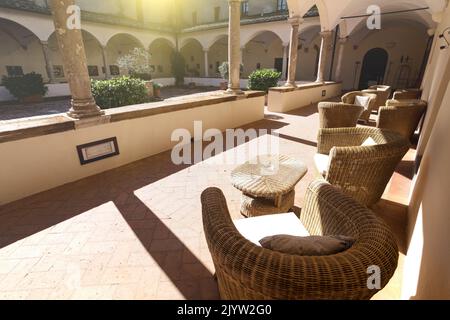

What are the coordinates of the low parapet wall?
(267, 82, 343, 113)
(0, 90, 265, 205)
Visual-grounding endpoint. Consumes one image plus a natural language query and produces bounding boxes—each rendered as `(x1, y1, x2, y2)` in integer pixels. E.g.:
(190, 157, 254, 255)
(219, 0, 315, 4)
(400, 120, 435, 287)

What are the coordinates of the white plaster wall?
(267, 82, 342, 112)
(0, 29, 48, 81)
(0, 95, 265, 205)
(181, 41, 205, 77)
(338, 24, 429, 90)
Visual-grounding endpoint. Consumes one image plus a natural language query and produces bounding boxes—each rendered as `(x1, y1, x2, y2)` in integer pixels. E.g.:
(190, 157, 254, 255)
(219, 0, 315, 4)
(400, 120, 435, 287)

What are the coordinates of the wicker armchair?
(341, 91, 378, 123)
(393, 89, 422, 100)
(378, 100, 427, 142)
(315, 127, 410, 207)
(318, 102, 364, 128)
(201, 180, 399, 300)
(362, 87, 391, 113)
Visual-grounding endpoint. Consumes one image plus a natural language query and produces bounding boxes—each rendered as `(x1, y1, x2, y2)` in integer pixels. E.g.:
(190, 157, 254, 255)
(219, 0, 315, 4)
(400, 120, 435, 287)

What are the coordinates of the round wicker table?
(231, 155, 308, 217)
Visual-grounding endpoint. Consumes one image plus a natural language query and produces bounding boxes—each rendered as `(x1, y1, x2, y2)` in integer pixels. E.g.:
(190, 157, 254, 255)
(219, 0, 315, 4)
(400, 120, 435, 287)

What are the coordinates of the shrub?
(247, 69, 282, 93)
(91, 76, 148, 109)
(171, 51, 186, 86)
(1, 72, 48, 99)
(218, 61, 244, 80)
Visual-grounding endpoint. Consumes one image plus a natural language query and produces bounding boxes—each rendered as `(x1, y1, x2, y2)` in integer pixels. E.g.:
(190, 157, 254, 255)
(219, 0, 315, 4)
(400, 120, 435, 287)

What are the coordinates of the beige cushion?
(354, 95, 370, 109)
(259, 235, 355, 256)
(314, 153, 330, 176)
(234, 213, 309, 246)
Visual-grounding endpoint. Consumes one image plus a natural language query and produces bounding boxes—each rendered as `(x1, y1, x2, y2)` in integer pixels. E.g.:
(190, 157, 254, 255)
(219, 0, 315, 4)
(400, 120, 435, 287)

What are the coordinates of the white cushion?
(234, 213, 310, 246)
(354, 95, 370, 109)
(361, 137, 377, 146)
(314, 153, 330, 177)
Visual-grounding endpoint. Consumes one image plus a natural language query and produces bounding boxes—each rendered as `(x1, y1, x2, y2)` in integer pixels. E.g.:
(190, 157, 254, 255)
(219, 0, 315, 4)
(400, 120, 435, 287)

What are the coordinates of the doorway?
(358, 48, 388, 89)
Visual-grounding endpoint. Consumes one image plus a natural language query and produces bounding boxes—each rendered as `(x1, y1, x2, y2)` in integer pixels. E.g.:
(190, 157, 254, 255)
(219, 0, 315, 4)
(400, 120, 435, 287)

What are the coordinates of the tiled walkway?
(0, 102, 412, 299)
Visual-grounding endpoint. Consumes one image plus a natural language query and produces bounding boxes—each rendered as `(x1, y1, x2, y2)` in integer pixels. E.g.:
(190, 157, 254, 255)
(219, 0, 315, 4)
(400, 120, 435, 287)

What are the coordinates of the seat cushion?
(354, 95, 370, 109)
(314, 153, 330, 177)
(234, 213, 310, 246)
(259, 235, 355, 256)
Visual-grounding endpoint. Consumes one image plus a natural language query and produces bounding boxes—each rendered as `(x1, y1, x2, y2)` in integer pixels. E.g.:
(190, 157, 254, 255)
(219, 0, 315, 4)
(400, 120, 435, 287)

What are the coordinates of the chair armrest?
(317, 128, 370, 154)
(300, 179, 361, 237)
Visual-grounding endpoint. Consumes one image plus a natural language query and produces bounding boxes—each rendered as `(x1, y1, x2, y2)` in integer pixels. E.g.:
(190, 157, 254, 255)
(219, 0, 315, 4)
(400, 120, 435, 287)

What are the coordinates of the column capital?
(338, 36, 349, 44)
(203, 48, 210, 53)
(228, 0, 242, 4)
(319, 30, 333, 39)
(432, 12, 444, 23)
(40, 40, 49, 46)
(288, 16, 304, 27)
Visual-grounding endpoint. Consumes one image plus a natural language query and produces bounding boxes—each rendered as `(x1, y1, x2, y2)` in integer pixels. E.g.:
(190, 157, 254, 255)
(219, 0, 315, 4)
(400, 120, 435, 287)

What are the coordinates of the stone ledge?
(0, 90, 265, 144)
(269, 81, 343, 93)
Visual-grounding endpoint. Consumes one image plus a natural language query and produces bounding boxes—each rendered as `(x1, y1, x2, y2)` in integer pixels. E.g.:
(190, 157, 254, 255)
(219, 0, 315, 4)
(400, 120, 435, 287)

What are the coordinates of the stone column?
(49, 0, 103, 119)
(334, 37, 348, 82)
(227, 0, 242, 94)
(285, 17, 302, 87)
(316, 30, 333, 83)
(203, 49, 209, 77)
(41, 41, 56, 83)
(101, 45, 110, 80)
(281, 44, 288, 81)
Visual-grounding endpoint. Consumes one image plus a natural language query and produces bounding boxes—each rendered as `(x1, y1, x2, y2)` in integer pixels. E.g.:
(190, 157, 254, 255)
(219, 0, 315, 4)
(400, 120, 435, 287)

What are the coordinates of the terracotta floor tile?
(0, 103, 410, 300)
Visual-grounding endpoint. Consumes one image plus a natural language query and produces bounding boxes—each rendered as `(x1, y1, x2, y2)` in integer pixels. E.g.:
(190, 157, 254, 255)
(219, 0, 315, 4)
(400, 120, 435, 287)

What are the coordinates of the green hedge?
(91, 76, 149, 109)
(247, 69, 282, 93)
(1, 72, 48, 99)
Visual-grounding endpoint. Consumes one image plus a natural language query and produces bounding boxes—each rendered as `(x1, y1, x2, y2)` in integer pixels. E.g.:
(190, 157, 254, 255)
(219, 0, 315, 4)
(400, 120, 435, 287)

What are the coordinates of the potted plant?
(218, 62, 244, 90)
(1, 72, 48, 103)
(153, 82, 163, 98)
(248, 69, 282, 105)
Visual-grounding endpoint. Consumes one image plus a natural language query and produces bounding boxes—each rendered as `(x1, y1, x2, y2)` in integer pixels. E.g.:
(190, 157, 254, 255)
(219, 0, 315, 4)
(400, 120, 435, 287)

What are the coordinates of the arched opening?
(0, 18, 47, 81)
(48, 30, 104, 81)
(242, 31, 283, 78)
(208, 36, 227, 78)
(358, 48, 389, 89)
(180, 39, 204, 77)
(149, 38, 175, 78)
(296, 25, 322, 81)
(106, 33, 145, 77)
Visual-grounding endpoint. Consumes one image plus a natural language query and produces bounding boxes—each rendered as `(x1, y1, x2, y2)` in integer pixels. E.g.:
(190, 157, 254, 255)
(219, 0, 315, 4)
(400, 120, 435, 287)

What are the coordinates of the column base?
(225, 88, 244, 95)
(67, 98, 105, 119)
(284, 82, 297, 88)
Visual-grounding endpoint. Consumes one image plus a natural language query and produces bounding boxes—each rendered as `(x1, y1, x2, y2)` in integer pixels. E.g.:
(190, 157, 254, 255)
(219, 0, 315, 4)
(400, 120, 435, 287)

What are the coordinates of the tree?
(171, 51, 186, 86)
(117, 47, 152, 80)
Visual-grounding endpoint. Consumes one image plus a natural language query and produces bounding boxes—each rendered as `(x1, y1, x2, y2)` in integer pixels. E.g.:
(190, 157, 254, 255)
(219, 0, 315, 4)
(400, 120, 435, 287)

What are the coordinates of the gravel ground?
(0, 86, 220, 121)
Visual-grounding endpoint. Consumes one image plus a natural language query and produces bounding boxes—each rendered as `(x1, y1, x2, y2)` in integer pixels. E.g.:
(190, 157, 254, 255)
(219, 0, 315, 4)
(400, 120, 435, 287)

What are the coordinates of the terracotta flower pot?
(154, 88, 161, 98)
(220, 81, 228, 90)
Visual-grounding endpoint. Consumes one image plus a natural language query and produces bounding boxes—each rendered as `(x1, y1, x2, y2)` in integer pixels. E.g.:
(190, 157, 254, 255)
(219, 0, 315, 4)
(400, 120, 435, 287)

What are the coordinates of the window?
(6, 66, 23, 77)
(277, 0, 287, 11)
(88, 66, 99, 77)
(109, 65, 120, 76)
(192, 11, 197, 25)
(214, 7, 221, 22)
(241, 1, 249, 16)
(256, 63, 261, 69)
